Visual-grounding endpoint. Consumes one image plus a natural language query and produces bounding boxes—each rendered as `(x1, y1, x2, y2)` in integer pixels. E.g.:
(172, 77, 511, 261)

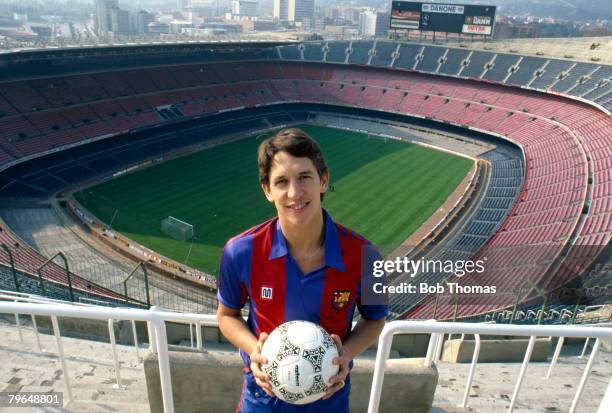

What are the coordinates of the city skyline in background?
(0, 1, 610, 50)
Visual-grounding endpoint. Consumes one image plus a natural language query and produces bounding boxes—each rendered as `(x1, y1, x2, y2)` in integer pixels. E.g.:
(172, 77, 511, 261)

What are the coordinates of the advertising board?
(390, 1, 496, 35)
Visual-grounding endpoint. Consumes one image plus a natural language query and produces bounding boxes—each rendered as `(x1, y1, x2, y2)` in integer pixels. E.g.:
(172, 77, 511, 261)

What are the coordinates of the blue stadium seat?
(594, 90, 612, 111)
(303, 42, 324, 62)
(567, 66, 612, 96)
(416, 46, 446, 73)
(482, 53, 521, 82)
(326, 41, 349, 63)
(506, 56, 548, 87)
(460, 51, 495, 78)
(370, 41, 396, 68)
(348, 41, 374, 65)
(583, 83, 611, 101)
(439, 48, 470, 76)
(392, 43, 422, 71)
(529, 60, 574, 90)
(551, 62, 599, 93)
(279, 45, 301, 61)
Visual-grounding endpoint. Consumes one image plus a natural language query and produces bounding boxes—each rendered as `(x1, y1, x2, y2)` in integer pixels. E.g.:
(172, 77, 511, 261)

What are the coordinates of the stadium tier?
(0, 223, 134, 305)
(0, 40, 610, 318)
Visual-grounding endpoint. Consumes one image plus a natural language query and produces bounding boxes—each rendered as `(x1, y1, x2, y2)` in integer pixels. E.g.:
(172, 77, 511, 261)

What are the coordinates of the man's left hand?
(322, 334, 351, 400)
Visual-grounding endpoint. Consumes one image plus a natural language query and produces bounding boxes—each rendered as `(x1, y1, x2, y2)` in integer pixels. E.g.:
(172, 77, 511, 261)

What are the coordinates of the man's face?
(262, 151, 328, 227)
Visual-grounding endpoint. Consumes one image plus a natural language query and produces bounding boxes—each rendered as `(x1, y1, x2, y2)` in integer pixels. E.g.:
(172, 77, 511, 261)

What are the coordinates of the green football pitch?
(74, 124, 473, 275)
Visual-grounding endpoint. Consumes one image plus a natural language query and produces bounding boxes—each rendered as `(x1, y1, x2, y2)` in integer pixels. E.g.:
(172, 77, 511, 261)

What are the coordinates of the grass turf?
(74, 124, 473, 274)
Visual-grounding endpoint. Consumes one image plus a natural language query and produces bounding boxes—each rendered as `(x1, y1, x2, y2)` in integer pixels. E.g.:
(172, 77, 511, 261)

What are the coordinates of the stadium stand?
(419, 46, 447, 73)
(326, 41, 349, 63)
(385, 143, 523, 317)
(568, 65, 612, 96)
(0, 40, 609, 413)
(460, 50, 495, 78)
(551, 62, 599, 93)
(437, 47, 470, 76)
(303, 42, 324, 62)
(529, 59, 575, 90)
(2, 206, 217, 312)
(279, 43, 301, 60)
(393, 43, 422, 70)
(0, 220, 132, 306)
(348, 40, 373, 65)
(482, 53, 521, 82)
(506, 56, 548, 87)
(370, 40, 396, 68)
(0, 40, 609, 319)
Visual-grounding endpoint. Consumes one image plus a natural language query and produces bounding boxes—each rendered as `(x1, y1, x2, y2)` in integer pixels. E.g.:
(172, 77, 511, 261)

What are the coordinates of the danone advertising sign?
(391, 1, 496, 35)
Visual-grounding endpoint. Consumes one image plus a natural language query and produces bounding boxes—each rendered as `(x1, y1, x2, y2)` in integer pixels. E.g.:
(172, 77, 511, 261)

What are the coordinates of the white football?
(261, 320, 340, 405)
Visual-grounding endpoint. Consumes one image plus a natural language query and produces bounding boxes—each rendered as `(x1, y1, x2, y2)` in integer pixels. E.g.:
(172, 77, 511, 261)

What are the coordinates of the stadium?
(0, 31, 610, 412)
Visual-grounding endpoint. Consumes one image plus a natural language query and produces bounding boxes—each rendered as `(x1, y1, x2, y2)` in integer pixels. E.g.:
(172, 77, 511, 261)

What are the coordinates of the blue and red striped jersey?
(217, 209, 388, 365)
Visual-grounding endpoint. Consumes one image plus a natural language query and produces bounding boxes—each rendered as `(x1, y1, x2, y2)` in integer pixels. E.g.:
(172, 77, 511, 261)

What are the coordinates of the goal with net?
(161, 216, 194, 241)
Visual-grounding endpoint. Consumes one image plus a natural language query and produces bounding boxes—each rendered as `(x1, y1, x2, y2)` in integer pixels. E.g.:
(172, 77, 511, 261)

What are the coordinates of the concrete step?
(0, 321, 150, 412)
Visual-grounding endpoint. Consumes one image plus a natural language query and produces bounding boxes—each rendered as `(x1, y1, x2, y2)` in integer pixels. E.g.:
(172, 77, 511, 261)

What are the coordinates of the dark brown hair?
(257, 128, 328, 193)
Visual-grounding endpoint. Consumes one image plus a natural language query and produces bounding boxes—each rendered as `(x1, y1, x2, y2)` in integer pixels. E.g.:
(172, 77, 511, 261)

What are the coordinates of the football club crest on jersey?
(332, 290, 351, 310)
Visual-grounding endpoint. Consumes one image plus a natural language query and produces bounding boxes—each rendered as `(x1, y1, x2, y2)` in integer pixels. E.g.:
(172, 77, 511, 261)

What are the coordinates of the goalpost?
(161, 216, 194, 241)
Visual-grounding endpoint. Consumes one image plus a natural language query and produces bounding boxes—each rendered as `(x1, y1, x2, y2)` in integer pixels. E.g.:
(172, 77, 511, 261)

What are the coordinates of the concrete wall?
(389, 333, 431, 358)
(441, 337, 552, 363)
(602, 338, 612, 353)
(144, 348, 438, 413)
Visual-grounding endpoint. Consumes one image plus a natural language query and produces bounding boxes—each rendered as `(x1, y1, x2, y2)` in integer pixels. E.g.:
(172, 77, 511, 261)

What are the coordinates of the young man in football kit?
(216, 128, 388, 412)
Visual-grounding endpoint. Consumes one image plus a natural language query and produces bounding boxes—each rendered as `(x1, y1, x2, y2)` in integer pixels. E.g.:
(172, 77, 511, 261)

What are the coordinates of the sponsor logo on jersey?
(261, 286, 273, 300)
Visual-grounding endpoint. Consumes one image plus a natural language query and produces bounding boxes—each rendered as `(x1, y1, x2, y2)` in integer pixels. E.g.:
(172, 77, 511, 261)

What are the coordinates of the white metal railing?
(0, 301, 218, 413)
(368, 320, 612, 413)
(0, 301, 611, 412)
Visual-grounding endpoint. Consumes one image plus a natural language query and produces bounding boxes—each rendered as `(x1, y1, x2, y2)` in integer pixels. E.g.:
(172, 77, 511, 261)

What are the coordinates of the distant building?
(189, 0, 226, 18)
(375, 12, 389, 37)
(294, 0, 314, 28)
(274, 0, 314, 28)
(259, 0, 274, 17)
(343, 27, 359, 38)
(147, 21, 170, 34)
(358, 10, 376, 37)
(582, 27, 611, 37)
(110, 8, 131, 35)
(26, 23, 53, 38)
(203, 22, 243, 34)
(95, 0, 118, 36)
(274, 0, 290, 21)
(0, 28, 37, 41)
(133, 10, 155, 34)
(13, 13, 28, 21)
(232, 0, 258, 17)
(253, 19, 276, 30)
(494, 21, 537, 39)
(323, 24, 344, 38)
(169, 20, 194, 34)
(176, 0, 189, 11)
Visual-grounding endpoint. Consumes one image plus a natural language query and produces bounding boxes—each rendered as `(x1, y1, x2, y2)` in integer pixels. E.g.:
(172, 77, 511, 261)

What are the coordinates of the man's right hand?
(249, 332, 275, 397)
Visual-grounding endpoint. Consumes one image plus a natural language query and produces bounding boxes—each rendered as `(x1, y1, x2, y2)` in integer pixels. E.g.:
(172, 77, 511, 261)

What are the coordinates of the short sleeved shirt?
(217, 209, 388, 411)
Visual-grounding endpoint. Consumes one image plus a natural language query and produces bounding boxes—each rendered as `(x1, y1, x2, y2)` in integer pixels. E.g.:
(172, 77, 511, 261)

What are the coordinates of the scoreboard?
(391, 1, 496, 35)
